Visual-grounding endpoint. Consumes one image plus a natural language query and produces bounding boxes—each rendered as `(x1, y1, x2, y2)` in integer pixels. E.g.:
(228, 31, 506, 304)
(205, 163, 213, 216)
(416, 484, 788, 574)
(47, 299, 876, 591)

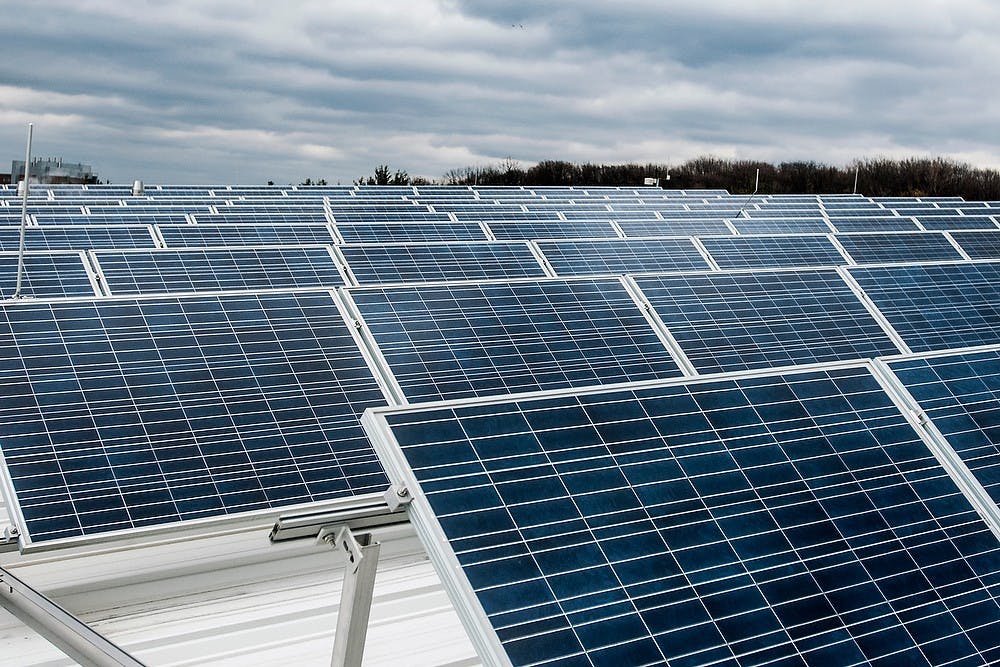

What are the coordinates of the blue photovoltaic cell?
(371, 365, 1000, 667)
(699, 235, 846, 269)
(634, 270, 901, 373)
(950, 231, 1000, 259)
(731, 219, 832, 234)
(0, 226, 156, 251)
(848, 262, 1000, 352)
(94, 247, 345, 295)
(349, 278, 682, 403)
(618, 219, 734, 237)
(835, 233, 964, 264)
(484, 221, 619, 240)
(0, 253, 96, 298)
(889, 348, 1000, 506)
(0, 291, 389, 545)
(535, 238, 711, 276)
(340, 242, 545, 285)
(157, 224, 335, 247)
(828, 217, 921, 232)
(915, 215, 999, 231)
(335, 222, 488, 244)
(36, 213, 191, 225)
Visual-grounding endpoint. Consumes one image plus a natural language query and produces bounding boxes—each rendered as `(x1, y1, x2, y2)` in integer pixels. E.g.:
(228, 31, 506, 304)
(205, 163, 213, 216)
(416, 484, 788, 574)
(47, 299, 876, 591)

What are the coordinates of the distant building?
(9, 157, 98, 184)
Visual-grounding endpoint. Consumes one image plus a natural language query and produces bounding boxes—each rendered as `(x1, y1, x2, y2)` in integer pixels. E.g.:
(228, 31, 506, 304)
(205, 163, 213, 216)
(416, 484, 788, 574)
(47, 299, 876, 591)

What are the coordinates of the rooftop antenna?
(733, 167, 760, 219)
(11, 123, 33, 300)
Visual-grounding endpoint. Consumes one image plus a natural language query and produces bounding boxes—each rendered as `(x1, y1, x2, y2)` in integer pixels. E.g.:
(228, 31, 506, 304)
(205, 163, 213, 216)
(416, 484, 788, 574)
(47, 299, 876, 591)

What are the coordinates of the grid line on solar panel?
(338, 242, 547, 285)
(834, 233, 965, 265)
(828, 217, 921, 232)
(157, 224, 335, 247)
(698, 235, 847, 269)
(915, 216, 999, 231)
(483, 221, 620, 240)
(92, 246, 346, 296)
(0, 226, 157, 251)
(345, 277, 684, 403)
(885, 347, 1000, 513)
(731, 218, 833, 235)
(0, 291, 391, 547)
(948, 232, 1000, 260)
(534, 238, 711, 276)
(848, 261, 1000, 353)
(0, 252, 99, 298)
(191, 212, 331, 224)
(334, 222, 488, 243)
(632, 269, 902, 374)
(365, 363, 1000, 667)
(618, 219, 735, 237)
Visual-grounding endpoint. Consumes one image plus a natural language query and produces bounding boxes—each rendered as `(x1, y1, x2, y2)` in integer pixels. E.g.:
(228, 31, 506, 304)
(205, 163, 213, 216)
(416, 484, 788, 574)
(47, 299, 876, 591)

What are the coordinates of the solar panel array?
(4, 183, 1000, 664)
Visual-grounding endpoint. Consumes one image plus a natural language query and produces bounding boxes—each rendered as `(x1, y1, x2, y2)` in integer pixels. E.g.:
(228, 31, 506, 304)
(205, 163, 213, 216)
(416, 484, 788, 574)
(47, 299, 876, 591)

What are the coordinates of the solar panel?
(157, 224, 335, 247)
(484, 221, 620, 240)
(329, 211, 450, 224)
(848, 261, 1000, 352)
(191, 212, 330, 225)
(699, 235, 846, 269)
(916, 215, 999, 231)
(827, 217, 921, 232)
(887, 348, 1000, 511)
(0, 252, 98, 298)
(35, 213, 192, 225)
(93, 247, 346, 295)
(618, 219, 734, 237)
(365, 364, 1000, 667)
(335, 222, 488, 243)
(0, 226, 157, 251)
(535, 238, 711, 276)
(346, 278, 683, 403)
(634, 269, 901, 374)
(949, 231, 1000, 259)
(835, 232, 964, 264)
(0, 291, 391, 547)
(731, 218, 832, 234)
(339, 242, 546, 285)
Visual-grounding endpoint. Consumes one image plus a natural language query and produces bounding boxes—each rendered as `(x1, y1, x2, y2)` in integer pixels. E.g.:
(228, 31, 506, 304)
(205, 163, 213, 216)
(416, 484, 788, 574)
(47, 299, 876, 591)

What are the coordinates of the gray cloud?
(1, 0, 997, 184)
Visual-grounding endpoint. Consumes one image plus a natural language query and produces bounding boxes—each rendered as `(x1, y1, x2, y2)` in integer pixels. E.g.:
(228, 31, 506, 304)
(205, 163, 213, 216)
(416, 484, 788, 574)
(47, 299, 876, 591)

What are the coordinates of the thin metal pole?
(0, 566, 145, 667)
(12, 123, 34, 299)
(733, 167, 760, 220)
(853, 165, 860, 195)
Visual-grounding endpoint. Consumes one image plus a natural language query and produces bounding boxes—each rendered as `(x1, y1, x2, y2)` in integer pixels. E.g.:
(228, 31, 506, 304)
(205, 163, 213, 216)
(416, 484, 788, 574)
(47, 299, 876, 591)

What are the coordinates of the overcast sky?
(1, 1, 997, 184)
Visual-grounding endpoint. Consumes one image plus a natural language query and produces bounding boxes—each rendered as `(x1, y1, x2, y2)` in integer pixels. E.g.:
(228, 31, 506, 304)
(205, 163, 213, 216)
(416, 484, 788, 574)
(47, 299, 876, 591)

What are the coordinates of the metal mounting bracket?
(320, 526, 381, 667)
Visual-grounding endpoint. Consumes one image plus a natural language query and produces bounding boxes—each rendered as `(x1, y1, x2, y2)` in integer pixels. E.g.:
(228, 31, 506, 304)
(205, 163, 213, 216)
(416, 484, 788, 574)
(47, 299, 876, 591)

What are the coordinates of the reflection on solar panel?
(339, 242, 546, 285)
(618, 219, 734, 237)
(949, 231, 1000, 259)
(699, 235, 846, 269)
(348, 278, 682, 403)
(827, 217, 920, 232)
(334, 222, 487, 243)
(835, 232, 964, 264)
(0, 226, 156, 251)
(635, 270, 901, 373)
(485, 221, 619, 240)
(366, 364, 1000, 667)
(158, 224, 335, 247)
(888, 348, 1000, 508)
(94, 247, 345, 295)
(916, 215, 999, 231)
(731, 219, 832, 234)
(536, 238, 710, 276)
(848, 262, 1000, 352)
(0, 291, 390, 546)
(0, 253, 97, 298)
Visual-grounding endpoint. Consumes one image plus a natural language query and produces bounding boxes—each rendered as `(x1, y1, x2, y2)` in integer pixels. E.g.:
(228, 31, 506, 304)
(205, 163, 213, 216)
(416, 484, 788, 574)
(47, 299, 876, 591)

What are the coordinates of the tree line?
(346, 156, 1000, 200)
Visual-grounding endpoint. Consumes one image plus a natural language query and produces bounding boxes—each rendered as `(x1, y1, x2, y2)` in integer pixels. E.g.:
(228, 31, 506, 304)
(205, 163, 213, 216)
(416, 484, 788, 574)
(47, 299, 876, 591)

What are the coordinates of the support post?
(13, 122, 33, 299)
(0, 566, 145, 667)
(322, 527, 381, 667)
